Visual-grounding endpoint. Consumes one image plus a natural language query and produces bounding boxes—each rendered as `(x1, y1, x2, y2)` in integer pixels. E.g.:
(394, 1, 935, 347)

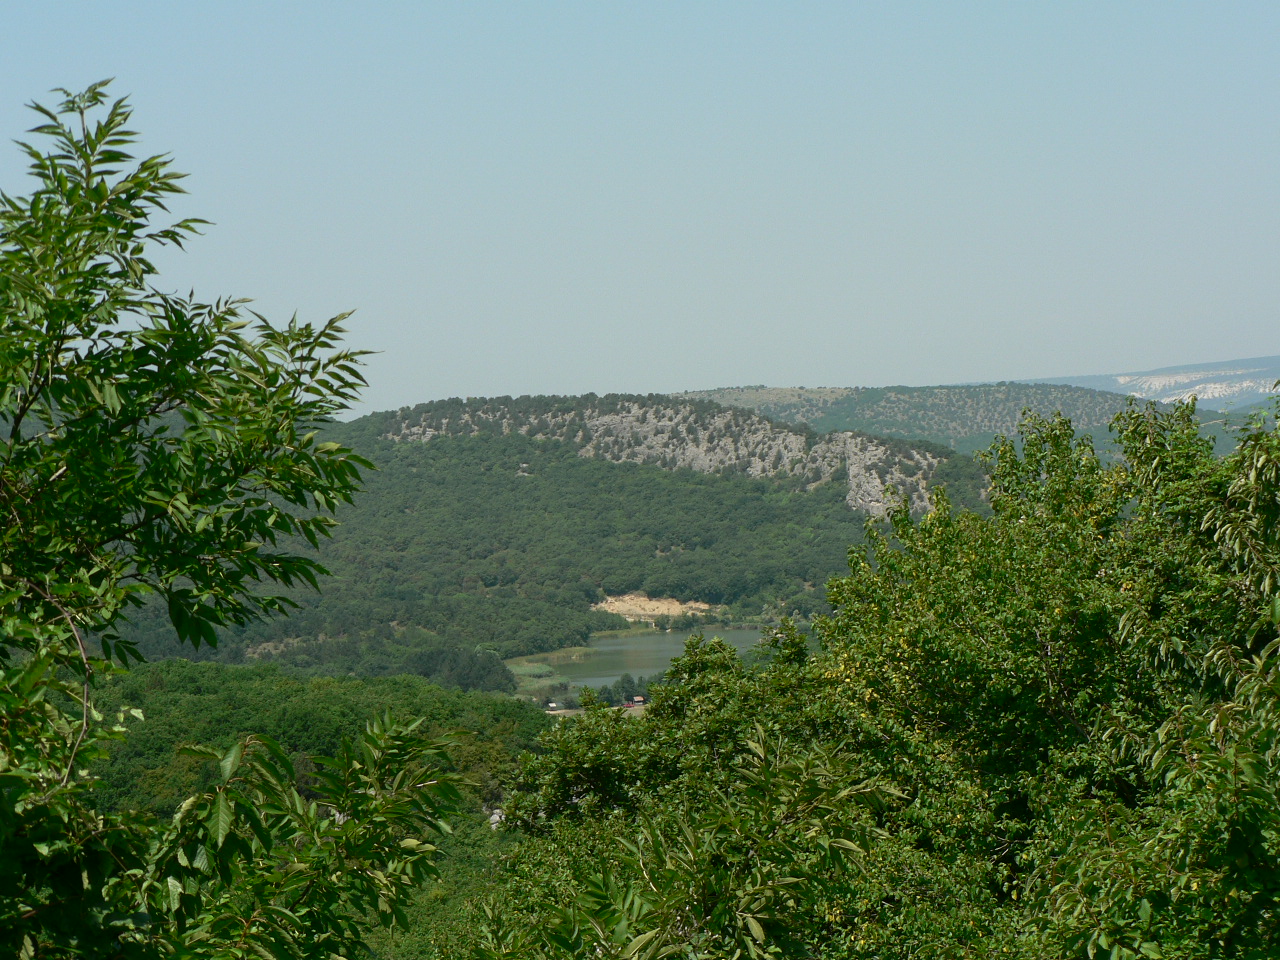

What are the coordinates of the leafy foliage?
(88, 659, 549, 815)
(0, 84, 463, 958)
(480, 714, 893, 960)
(470, 401, 1280, 960)
(0, 84, 369, 660)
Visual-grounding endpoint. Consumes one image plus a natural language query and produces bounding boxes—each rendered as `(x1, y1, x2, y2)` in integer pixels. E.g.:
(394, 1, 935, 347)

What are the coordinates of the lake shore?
(506, 628, 763, 700)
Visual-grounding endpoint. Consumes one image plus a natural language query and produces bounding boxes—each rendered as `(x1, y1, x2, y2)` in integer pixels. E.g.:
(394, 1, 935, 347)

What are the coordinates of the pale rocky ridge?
(684, 383, 1138, 449)
(383, 395, 944, 516)
(1024, 355, 1280, 411)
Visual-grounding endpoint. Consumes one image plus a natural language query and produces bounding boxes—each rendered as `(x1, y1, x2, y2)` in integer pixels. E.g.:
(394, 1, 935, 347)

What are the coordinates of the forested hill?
(124, 394, 985, 686)
(684, 382, 1147, 452)
(362, 393, 959, 515)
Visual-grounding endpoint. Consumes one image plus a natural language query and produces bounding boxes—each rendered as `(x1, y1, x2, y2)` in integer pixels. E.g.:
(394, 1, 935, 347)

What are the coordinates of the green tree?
(0, 84, 461, 958)
(476, 405, 1280, 960)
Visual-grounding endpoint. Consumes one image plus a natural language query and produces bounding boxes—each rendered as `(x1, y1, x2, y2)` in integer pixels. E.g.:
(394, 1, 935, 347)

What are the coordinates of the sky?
(3, 3, 1278, 414)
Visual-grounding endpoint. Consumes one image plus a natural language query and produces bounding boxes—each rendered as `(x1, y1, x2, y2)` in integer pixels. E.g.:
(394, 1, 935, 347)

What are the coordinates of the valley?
(121, 390, 985, 692)
(119, 375, 1273, 703)
(95, 372, 1280, 959)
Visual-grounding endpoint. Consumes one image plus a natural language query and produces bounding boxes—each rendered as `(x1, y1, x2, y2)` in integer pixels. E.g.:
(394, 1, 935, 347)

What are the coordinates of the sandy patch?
(593, 593, 712, 621)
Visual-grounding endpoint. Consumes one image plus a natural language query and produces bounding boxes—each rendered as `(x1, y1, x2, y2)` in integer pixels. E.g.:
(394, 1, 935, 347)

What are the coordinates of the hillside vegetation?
(456, 404, 1280, 960)
(86, 660, 552, 956)
(90, 660, 549, 815)
(687, 382, 1152, 451)
(123, 394, 986, 682)
(370, 392, 959, 514)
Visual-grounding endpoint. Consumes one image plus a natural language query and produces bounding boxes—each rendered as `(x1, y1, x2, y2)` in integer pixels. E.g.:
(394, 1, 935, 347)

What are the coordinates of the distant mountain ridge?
(379, 394, 955, 515)
(682, 382, 1136, 452)
(1023, 355, 1280, 411)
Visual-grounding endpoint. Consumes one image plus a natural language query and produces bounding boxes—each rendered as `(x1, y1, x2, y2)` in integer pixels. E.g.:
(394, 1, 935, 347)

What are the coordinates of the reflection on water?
(560, 629, 763, 689)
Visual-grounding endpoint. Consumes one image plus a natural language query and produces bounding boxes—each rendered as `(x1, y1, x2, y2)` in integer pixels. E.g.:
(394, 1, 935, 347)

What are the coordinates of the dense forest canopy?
(52, 395, 1280, 960)
(457, 402, 1280, 960)
(120, 397, 987, 686)
(88, 661, 550, 815)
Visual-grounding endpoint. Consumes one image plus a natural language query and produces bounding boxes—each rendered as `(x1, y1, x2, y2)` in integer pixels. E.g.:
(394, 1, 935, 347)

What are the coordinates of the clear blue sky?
(4, 3, 1278, 413)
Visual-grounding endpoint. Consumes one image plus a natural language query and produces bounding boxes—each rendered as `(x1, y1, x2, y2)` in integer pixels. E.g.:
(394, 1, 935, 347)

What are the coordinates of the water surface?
(559, 629, 763, 689)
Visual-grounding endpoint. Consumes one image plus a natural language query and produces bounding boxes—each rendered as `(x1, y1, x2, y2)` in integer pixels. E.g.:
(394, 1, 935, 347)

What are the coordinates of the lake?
(557, 628, 763, 689)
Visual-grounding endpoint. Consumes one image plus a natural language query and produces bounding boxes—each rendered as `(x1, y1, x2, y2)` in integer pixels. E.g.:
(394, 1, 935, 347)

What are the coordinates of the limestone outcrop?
(385, 395, 942, 516)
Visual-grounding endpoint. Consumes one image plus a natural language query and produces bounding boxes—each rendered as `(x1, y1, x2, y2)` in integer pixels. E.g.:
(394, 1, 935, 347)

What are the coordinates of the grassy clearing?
(589, 625, 665, 640)
(506, 646, 599, 699)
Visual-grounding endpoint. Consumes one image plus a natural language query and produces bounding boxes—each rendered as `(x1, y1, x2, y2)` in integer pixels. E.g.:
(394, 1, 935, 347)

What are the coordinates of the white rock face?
(1031, 356, 1280, 411)
(387, 398, 941, 516)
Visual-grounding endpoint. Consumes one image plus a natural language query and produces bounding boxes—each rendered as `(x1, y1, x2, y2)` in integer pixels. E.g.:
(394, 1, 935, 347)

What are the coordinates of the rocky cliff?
(383, 395, 947, 516)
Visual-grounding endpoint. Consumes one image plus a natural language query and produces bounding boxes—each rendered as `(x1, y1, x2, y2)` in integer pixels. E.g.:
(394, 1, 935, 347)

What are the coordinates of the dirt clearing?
(592, 593, 713, 621)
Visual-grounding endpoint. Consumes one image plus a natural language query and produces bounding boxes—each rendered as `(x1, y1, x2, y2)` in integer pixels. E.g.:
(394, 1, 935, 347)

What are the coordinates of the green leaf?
(622, 928, 660, 958)
(220, 741, 244, 781)
(213, 792, 234, 847)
